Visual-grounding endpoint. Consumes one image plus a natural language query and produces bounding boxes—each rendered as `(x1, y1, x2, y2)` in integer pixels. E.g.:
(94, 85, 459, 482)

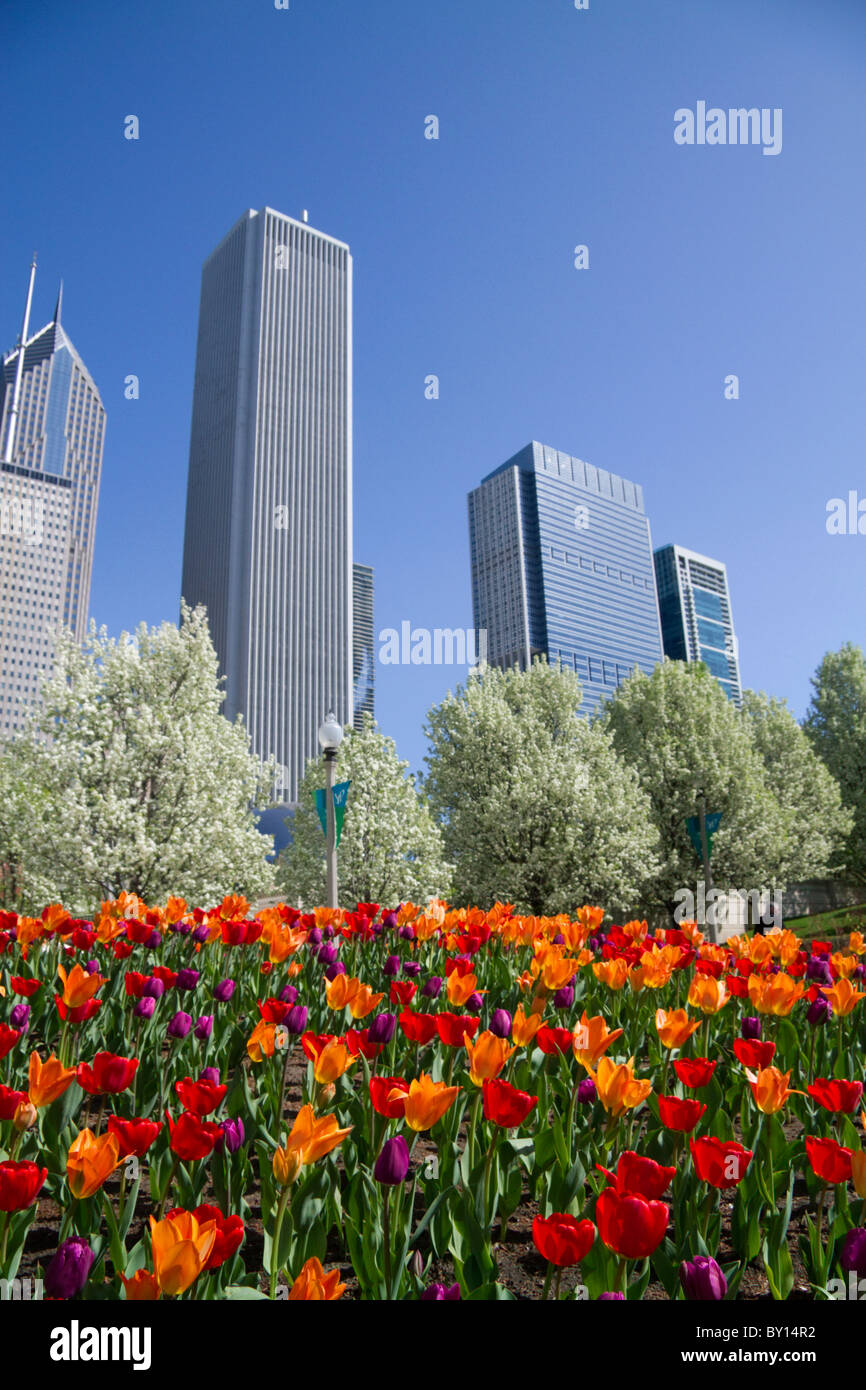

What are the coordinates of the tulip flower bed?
(1, 895, 865, 1302)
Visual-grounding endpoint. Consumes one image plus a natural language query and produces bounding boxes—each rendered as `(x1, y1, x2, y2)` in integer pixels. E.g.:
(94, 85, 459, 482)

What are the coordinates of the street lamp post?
(695, 785, 717, 946)
(318, 712, 343, 909)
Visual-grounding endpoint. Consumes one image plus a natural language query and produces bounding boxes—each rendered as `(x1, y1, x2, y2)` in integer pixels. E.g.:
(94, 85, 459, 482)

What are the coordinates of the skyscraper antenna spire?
(53, 279, 63, 326)
(2, 254, 38, 464)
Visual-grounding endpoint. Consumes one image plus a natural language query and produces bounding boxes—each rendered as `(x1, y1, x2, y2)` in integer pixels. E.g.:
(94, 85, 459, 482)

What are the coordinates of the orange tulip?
(590, 1056, 652, 1118)
(446, 971, 479, 1007)
(745, 1066, 804, 1114)
(512, 1004, 544, 1046)
(464, 1031, 516, 1086)
(289, 1256, 346, 1300)
(655, 1008, 701, 1049)
(246, 1019, 277, 1062)
(121, 1269, 161, 1301)
(283, 1103, 352, 1167)
(28, 1051, 77, 1108)
(325, 974, 363, 1011)
(347, 982, 386, 1020)
(573, 1012, 624, 1069)
(402, 1072, 460, 1132)
(851, 1150, 866, 1200)
(830, 953, 859, 980)
(687, 975, 729, 1015)
(576, 905, 605, 934)
(267, 920, 308, 964)
(149, 1210, 218, 1295)
(67, 1128, 122, 1199)
(312, 1038, 355, 1083)
(537, 952, 577, 992)
(821, 978, 866, 1017)
(592, 958, 630, 991)
(848, 931, 866, 957)
(57, 963, 106, 1009)
(747, 972, 806, 1017)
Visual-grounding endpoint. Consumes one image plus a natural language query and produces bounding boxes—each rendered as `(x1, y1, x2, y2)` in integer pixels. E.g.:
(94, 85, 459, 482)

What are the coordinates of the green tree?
(11, 604, 275, 913)
(803, 642, 866, 883)
(601, 661, 789, 914)
(423, 660, 659, 915)
(741, 689, 852, 881)
(278, 713, 452, 907)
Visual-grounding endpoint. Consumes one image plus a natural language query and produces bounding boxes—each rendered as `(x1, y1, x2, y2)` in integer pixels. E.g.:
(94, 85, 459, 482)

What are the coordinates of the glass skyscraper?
(0, 265, 105, 734)
(468, 441, 663, 713)
(181, 208, 353, 806)
(654, 544, 741, 703)
(352, 562, 374, 722)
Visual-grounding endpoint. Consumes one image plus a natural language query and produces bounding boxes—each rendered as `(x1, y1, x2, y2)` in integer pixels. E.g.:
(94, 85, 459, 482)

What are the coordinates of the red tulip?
(151, 966, 178, 989)
(805, 1136, 853, 1185)
(435, 1013, 480, 1047)
(369, 1076, 410, 1119)
(536, 1026, 575, 1056)
(168, 1202, 244, 1269)
(77, 1053, 139, 1096)
(124, 972, 149, 998)
(166, 1110, 221, 1161)
(107, 1115, 163, 1159)
(10, 977, 41, 998)
(483, 1078, 538, 1128)
(174, 1077, 227, 1117)
(301, 1031, 338, 1062)
(658, 1095, 707, 1133)
(732, 1038, 776, 1069)
(0, 1024, 23, 1060)
(532, 1212, 595, 1267)
(595, 1188, 668, 1259)
(690, 1136, 753, 1188)
(389, 982, 417, 1007)
(807, 1078, 864, 1114)
(673, 1057, 716, 1089)
(0, 1086, 29, 1121)
(55, 995, 102, 1024)
(0, 1159, 47, 1211)
(397, 1010, 438, 1045)
(596, 1151, 676, 1200)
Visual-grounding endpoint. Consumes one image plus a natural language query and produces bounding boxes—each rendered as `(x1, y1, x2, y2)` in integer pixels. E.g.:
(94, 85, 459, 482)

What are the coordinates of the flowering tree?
(423, 660, 660, 914)
(7, 604, 275, 912)
(278, 713, 452, 907)
(803, 643, 866, 884)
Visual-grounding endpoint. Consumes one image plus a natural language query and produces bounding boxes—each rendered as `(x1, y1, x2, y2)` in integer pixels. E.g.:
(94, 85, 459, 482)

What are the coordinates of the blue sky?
(2, 0, 865, 777)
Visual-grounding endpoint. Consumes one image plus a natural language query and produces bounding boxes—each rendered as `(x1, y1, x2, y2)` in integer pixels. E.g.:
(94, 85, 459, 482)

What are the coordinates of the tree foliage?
(803, 642, 866, 883)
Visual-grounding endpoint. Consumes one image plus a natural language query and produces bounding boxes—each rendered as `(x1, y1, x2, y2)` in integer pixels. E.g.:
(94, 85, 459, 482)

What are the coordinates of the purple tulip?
(134, 997, 156, 1020)
(307, 927, 323, 946)
(577, 1077, 597, 1104)
(806, 995, 833, 1027)
(806, 956, 833, 985)
(399, 925, 415, 942)
(420, 1282, 461, 1301)
(325, 962, 345, 981)
(146, 930, 162, 950)
(167, 1010, 192, 1039)
(85, 959, 100, 975)
(553, 984, 574, 1010)
(217, 1116, 246, 1154)
(552, 933, 565, 946)
(200, 1067, 220, 1084)
(374, 1134, 410, 1186)
(44, 1237, 95, 1300)
(143, 976, 165, 999)
(490, 1008, 512, 1038)
(278, 984, 298, 1004)
(466, 991, 484, 1014)
(284, 1004, 308, 1035)
(368, 1012, 396, 1046)
(176, 920, 192, 936)
(841, 1228, 866, 1277)
(9, 1003, 30, 1031)
(383, 955, 401, 978)
(421, 976, 442, 1000)
(741, 1017, 762, 1040)
(177, 968, 200, 992)
(597, 1292, 625, 1300)
(382, 911, 399, 930)
(317, 943, 339, 966)
(191, 925, 209, 944)
(194, 1015, 214, 1041)
(213, 978, 236, 1003)
(679, 1255, 727, 1301)
(403, 961, 422, 978)
(323, 925, 335, 940)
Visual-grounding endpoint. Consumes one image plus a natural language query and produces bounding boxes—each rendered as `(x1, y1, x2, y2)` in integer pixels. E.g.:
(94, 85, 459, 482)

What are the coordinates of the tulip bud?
(577, 1077, 597, 1105)
(143, 977, 165, 998)
(374, 1135, 410, 1186)
(807, 995, 832, 1027)
(420, 1282, 461, 1300)
(134, 996, 156, 1020)
(382, 911, 399, 929)
(85, 959, 100, 975)
(553, 933, 565, 946)
(679, 1255, 727, 1301)
(44, 1237, 95, 1300)
(317, 943, 339, 966)
(191, 925, 209, 944)
(553, 984, 574, 1010)
(741, 1017, 762, 1040)
(13, 1099, 37, 1131)
(307, 927, 323, 946)
(194, 1015, 214, 1041)
(841, 1227, 866, 1277)
(399, 926, 415, 942)
(214, 978, 236, 1003)
(367, 1012, 396, 1046)
(9, 1003, 30, 1031)
(218, 1116, 245, 1154)
(176, 920, 193, 936)
(284, 1004, 308, 1035)
(167, 1010, 192, 1039)
(597, 1291, 625, 1300)
(177, 968, 200, 992)
(146, 930, 162, 950)
(325, 962, 346, 981)
(403, 961, 422, 978)
(466, 991, 484, 1013)
(273, 1145, 303, 1186)
(383, 955, 401, 978)
(408, 1248, 424, 1280)
(490, 1008, 512, 1038)
(200, 1067, 220, 1084)
(421, 976, 442, 999)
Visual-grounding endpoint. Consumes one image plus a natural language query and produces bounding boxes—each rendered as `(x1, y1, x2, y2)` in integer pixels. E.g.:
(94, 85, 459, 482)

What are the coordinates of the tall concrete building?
(181, 208, 353, 805)
(468, 441, 663, 713)
(352, 562, 374, 722)
(654, 544, 741, 703)
(0, 262, 105, 734)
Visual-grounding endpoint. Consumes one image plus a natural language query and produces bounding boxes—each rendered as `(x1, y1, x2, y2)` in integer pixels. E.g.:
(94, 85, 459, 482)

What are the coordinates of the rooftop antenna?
(301, 209, 309, 224)
(2, 253, 37, 465)
(53, 278, 64, 326)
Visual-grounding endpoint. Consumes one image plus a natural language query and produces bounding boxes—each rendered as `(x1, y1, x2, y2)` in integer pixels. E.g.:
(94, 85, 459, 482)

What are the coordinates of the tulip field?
(1, 895, 865, 1302)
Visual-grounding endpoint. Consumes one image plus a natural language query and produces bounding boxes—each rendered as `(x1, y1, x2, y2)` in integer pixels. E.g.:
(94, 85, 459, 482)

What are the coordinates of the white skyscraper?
(0, 262, 105, 734)
(181, 208, 353, 805)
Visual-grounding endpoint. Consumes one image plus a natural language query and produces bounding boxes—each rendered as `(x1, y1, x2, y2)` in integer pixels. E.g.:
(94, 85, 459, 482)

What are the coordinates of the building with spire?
(0, 262, 106, 733)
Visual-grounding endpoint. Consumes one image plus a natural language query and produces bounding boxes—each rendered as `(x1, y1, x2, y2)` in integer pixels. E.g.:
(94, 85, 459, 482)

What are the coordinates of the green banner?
(314, 781, 351, 846)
